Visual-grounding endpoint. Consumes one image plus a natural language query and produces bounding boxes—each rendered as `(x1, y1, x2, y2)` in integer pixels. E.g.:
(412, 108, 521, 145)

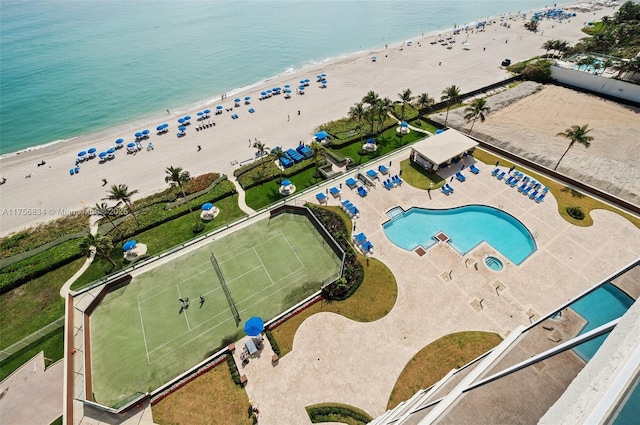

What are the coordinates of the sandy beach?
(0, 4, 618, 236)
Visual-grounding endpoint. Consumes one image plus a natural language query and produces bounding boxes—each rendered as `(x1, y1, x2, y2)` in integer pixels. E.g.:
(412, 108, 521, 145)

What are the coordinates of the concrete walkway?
(237, 155, 640, 424)
(231, 178, 257, 215)
(59, 216, 100, 298)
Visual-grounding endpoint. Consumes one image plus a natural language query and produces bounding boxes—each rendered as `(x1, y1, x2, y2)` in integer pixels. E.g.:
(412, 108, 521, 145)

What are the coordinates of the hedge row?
(226, 353, 242, 386)
(0, 239, 84, 294)
(265, 330, 281, 357)
(237, 158, 319, 190)
(233, 154, 275, 177)
(306, 404, 372, 424)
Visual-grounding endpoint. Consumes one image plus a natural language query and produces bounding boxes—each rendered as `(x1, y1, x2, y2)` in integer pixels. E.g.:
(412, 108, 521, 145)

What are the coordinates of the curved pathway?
(387, 111, 433, 136)
(59, 215, 100, 297)
(231, 178, 257, 215)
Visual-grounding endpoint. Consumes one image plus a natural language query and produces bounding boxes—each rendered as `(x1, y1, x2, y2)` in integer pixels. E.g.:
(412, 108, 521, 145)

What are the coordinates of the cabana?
(409, 129, 478, 172)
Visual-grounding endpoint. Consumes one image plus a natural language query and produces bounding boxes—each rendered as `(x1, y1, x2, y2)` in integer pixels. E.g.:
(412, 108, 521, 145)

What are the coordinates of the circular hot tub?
(485, 256, 504, 272)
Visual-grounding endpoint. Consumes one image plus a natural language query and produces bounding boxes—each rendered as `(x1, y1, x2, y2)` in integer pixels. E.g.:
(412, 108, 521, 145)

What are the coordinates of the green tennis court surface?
(90, 213, 341, 407)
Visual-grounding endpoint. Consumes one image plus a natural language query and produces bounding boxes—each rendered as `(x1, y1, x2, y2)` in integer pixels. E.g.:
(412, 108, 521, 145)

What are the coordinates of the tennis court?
(89, 212, 341, 407)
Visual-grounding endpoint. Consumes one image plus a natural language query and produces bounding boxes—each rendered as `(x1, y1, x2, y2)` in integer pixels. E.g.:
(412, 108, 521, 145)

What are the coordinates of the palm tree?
(271, 146, 287, 182)
(376, 97, 393, 132)
(440, 85, 461, 127)
(542, 39, 556, 56)
(93, 202, 118, 231)
(310, 141, 325, 178)
(253, 140, 269, 167)
(463, 98, 491, 134)
(363, 90, 380, 135)
(348, 102, 366, 141)
(165, 166, 199, 228)
(555, 124, 594, 170)
(415, 92, 435, 115)
(80, 233, 116, 267)
(398, 88, 413, 121)
(104, 184, 139, 225)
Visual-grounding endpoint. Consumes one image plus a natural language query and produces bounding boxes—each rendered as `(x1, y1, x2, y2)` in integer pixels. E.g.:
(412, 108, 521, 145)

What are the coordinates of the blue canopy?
(87, 147, 97, 153)
(244, 316, 264, 337)
(201, 202, 214, 211)
(184, 115, 191, 120)
(435, 129, 444, 134)
(216, 105, 223, 110)
(281, 179, 292, 186)
(98, 152, 108, 158)
(78, 151, 87, 157)
(234, 98, 241, 102)
(261, 91, 267, 96)
(320, 73, 326, 77)
(284, 89, 292, 93)
(366, 138, 376, 144)
(244, 96, 251, 100)
(178, 126, 187, 131)
(300, 80, 305, 84)
(127, 142, 136, 148)
(400, 121, 408, 127)
(162, 123, 169, 128)
(197, 112, 204, 116)
(107, 147, 116, 154)
(315, 131, 328, 140)
(178, 118, 185, 123)
(123, 240, 137, 251)
(116, 138, 124, 144)
(157, 125, 164, 131)
(135, 132, 143, 138)
(304, 79, 310, 83)
(203, 109, 210, 114)
(142, 129, 150, 135)
(299, 85, 305, 90)
(284, 84, 290, 88)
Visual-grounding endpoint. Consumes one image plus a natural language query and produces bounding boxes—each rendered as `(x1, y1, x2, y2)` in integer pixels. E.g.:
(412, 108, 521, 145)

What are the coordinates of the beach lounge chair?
(378, 165, 389, 174)
(505, 175, 516, 185)
(441, 185, 451, 196)
(383, 179, 394, 190)
(345, 177, 358, 188)
(353, 232, 367, 245)
(329, 187, 341, 197)
(455, 172, 466, 182)
(392, 175, 403, 185)
(316, 193, 327, 203)
(470, 164, 480, 174)
(529, 190, 539, 200)
(491, 168, 500, 176)
(509, 177, 519, 187)
(341, 200, 352, 210)
(347, 206, 360, 217)
(496, 171, 506, 180)
(535, 193, 546, 203)
(357, 186, 368, 197)
(361, 241, 374, 253)
(517, 182, 527, 192)
(445, 183, 454, 193)
(69, 168, 75, 176)
(366, 169, 378, 179)
(522, 185, 532, 196)
(248, 108, 255, 113)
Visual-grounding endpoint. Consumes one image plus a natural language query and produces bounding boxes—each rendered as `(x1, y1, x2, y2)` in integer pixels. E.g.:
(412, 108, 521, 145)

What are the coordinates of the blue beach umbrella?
(115, 138, 124, 144)
(178, 126, 187, 132)
(299, 80, 305, 84)
(284, 89, 292, 94)
(135, 132, 143, 138)
(98, 152, 108, 158)
(123, 240, 137, 251)
(284, 84, 290, 88)
(320, 73, 326, 77)
(162, 123, 169, 129)
(78, 151, 87, 157)
(178, 118, 185, 124)
(366, 138, 376, 144)
(203, 109, 210, 114)
(298, 85, 305, 90)
(184, 115, 191, 121)
(244, 96, 251, 101)
(261, 91, 267, 96)
(201, 202, 214, 211)
(281, 179, 292, 186)
(304, 79, 310, 83)
(401, 121, 408, 128)
(107, 147, 116, 154)
(127, 142, 136, 148)
(244, 316, 264, 337)
(156, 125, 164, 131)
(142, 129, 150, 135)
(234, 98, 241, 103)
(197, 111, 204, 117)
(87, 147, 97, 154)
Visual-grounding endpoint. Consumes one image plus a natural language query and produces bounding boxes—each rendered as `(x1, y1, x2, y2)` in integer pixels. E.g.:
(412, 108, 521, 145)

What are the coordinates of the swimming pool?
(568, 283, 634, 362)
(382, 205, 536, 265)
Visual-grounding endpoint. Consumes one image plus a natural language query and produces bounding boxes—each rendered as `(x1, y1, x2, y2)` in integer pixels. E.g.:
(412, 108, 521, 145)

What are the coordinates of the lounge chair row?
(341, 200, 360, 217)
(195, 122, 216, 132)
(353, 232, 374, 254)
(493, 169, 548, 203)
(383, 175, 403, 190)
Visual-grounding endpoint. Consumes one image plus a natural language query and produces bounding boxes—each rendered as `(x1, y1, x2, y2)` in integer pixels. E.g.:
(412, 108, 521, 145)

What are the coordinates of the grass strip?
(306, 402, 373, 425)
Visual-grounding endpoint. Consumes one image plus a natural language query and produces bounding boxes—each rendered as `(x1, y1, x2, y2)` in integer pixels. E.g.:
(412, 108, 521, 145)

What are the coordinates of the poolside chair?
(529, 189, 539, 200)
(392, 175, 403, 185)
(496, 171, 506, 180)
(522, 185, 533, 196)
(345, 177, 358, 188)
(469, 164, 480, 174)
(491, 168, 500, 176)
(505, 175, 516, 185)
(69, 168, 75, 176)
(445, 183, 454, 193)
(509, 177, 519, 187)
(357, 186, 368, 197)
(441, 185, 451, 196)
(383, 179, 394, 190)
(329, 187, 341, 198)
(316, 193, 327, 203)
(341, 200, 352, 210)
(361, 241, 374, 253)
(535, 193, 546, 203)
(378, 164, 389, 174)
(366, 169, 378, 179)
(455, 172, 466, 182)
(517, 182, 527, 192)
(347, 206, 360, 217)
(353, 232, 367, 245)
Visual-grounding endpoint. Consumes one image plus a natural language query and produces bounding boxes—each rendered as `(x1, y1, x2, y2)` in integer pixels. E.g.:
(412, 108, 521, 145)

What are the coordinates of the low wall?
(550, 66, 640, 105)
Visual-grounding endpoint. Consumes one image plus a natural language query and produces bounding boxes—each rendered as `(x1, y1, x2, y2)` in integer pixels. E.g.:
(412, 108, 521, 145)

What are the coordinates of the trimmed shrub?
(226, 353, 242, 386)
(265, 330, 281, 356)
(566, 206, 585, 220)
(306, 403, 372, 424)
(522, 60, 552, 82)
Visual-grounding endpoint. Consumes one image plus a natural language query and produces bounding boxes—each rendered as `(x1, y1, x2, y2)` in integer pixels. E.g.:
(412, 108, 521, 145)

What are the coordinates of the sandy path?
(0, 4, 618, 236)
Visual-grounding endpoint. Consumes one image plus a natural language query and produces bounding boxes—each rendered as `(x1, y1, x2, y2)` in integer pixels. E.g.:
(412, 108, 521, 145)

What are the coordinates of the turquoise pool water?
(485, 256, 504, 271)
(382, 205, 536, 265)
(568, 284, 634, 362)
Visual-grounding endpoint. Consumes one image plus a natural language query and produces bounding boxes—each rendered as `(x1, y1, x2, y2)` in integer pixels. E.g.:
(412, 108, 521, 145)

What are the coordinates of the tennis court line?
(223, 264, 264, 287)
(137, 297, 151, 365)
(253, 246, 274, 284)
(176, 286, 191, 331)
(277, 228, 306, 269)
(212, 233, 283, 263)
(138, 261, 212, 302)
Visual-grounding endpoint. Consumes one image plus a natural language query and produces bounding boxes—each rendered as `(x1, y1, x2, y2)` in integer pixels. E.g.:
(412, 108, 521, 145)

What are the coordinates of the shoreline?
(0, 1, 584, 161)
(0, 2, 618, 237)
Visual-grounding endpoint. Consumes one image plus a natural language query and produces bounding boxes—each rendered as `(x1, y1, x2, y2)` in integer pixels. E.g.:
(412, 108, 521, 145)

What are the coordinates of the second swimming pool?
(383, 205, 536, 265)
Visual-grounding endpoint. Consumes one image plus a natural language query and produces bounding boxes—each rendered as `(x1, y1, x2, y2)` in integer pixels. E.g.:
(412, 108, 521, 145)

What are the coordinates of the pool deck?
(240, 152, 640, 425)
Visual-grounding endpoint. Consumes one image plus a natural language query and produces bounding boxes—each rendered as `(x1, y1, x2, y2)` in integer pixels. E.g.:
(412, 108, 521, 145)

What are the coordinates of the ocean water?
(0, 0, 558, 156)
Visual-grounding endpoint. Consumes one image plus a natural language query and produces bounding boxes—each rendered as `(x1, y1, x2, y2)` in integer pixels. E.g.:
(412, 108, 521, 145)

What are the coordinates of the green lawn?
(90, 213, 342, 407)
(71, 194, 246, 290)
(244, 167, 324, 210)
(329, 126, 425, 165)
(399, 158, 446, 190)
(0, 327, 65, 381)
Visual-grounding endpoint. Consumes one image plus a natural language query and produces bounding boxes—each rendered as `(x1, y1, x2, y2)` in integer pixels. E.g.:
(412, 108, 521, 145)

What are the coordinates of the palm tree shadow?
(561, 187, 585, 198)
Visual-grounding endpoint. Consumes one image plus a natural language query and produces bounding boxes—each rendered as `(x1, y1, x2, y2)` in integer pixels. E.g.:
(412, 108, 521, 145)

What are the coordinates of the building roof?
(411, 129, 478, 165)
